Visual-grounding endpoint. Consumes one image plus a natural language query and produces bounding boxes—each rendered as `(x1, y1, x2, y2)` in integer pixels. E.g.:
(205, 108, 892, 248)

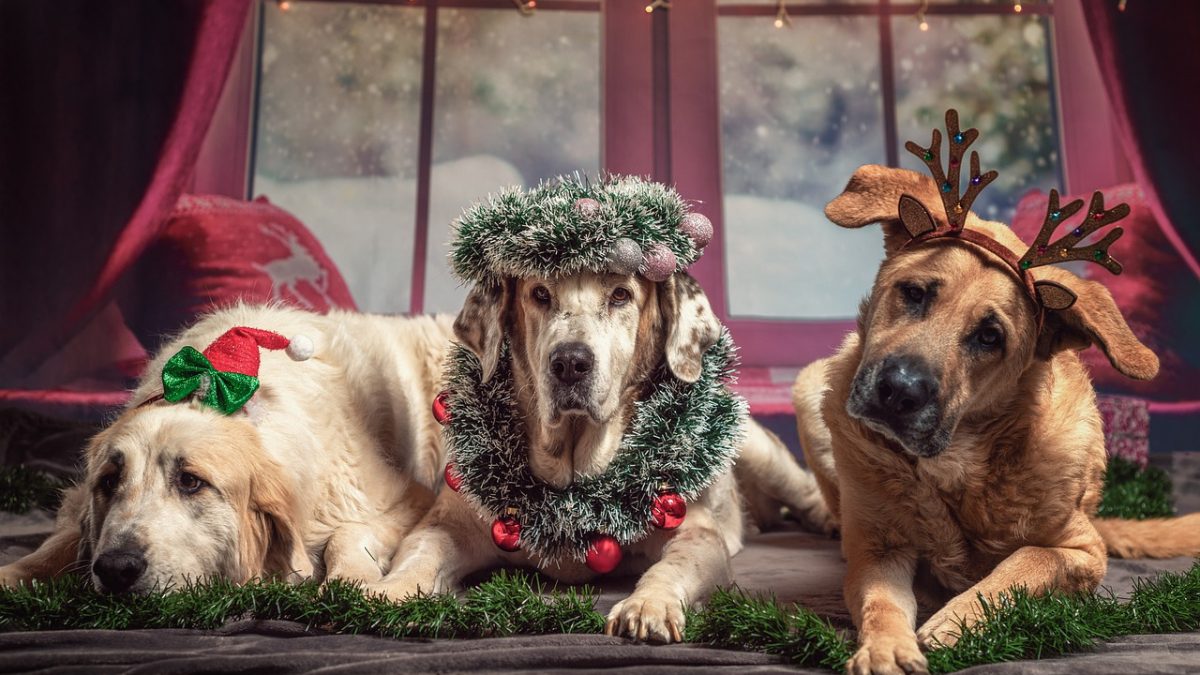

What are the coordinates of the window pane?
(424, 9, 601, 314)
(893, 15, 1060, 223)
(718, 17, 886, 320)
(252, 1, 423, 313)
(717, 1, 875, 5)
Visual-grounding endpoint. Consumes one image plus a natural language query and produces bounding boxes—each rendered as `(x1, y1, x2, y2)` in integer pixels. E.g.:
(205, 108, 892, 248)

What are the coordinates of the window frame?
(198, 0, 1123, 368)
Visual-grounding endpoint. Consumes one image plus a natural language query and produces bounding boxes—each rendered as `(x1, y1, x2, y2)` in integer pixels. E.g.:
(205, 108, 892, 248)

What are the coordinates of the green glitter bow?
(161, 347, 259, 415)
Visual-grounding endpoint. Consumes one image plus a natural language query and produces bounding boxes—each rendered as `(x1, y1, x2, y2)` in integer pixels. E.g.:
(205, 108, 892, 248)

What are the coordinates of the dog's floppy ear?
(825, 164, 946, 255)
(454, 279, 512, 383)
(659, 273, 721, 383)
(1035, 270, 1158, 381)
(239, 460, 308, 583)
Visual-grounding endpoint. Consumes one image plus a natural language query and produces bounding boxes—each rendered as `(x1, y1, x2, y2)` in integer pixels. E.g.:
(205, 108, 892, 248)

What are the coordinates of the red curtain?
(0, 0, 251, 388)
(1081, 0, 1200, 282)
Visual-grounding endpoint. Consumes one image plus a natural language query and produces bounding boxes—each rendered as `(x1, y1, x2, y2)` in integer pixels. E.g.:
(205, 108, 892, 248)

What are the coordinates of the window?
(252, 1, 600, 315)
(716, 1, 1060, 321)
(241, 0, 1068, 367)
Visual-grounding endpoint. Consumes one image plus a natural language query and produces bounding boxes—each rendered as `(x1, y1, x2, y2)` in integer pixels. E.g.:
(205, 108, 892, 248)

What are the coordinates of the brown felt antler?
(1015, 190, 1130, 310)
(902, 109, 999, 232)
(894, 109, 1131, 314)
(1017, 190, 1128, 275)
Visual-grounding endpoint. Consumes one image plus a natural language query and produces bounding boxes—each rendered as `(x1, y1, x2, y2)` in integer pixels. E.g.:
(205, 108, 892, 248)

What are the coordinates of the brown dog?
(793, 163, 1200, 675)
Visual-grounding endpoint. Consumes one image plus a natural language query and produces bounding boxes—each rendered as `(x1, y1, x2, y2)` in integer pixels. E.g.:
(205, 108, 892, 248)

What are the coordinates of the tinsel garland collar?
(449, 174, 714, 284)
(439, 331, 746, 568)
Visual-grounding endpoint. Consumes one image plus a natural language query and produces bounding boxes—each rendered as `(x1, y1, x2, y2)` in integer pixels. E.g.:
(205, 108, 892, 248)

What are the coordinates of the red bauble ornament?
(443, 462, 462, 492)
(650, 491, 687, 530)
(491, 515, 522, 552)
(432, 390, 451, 425)
(585, 533, 623, 574)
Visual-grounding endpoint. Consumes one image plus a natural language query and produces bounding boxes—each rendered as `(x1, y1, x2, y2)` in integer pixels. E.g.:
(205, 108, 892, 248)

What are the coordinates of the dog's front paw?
(605, 593, 686, 643)
(0, 565, 30, 589)
(847, 634, 928, 675)
(365, 575, 438, 602)
(916, 603, 978, 649)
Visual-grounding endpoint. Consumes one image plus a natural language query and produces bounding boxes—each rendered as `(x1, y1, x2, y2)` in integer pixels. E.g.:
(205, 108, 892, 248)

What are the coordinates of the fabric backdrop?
(1081, 0, 1200, 281)
(0, 0, 250, 389)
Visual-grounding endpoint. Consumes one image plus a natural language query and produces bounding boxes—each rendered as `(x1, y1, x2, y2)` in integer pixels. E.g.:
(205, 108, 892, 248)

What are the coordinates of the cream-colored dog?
(0, 305, 453, 593)
(372, 271, 834, 643)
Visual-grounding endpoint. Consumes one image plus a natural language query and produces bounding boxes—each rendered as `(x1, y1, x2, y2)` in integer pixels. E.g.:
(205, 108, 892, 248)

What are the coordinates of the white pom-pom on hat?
(286, 334, 315, 361)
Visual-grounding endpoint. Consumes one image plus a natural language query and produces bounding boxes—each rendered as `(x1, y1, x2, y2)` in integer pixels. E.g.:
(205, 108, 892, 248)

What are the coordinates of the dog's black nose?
(92, 550, 146, 593)
(550, 342, 594, 386)
(875, 357, 937, 419)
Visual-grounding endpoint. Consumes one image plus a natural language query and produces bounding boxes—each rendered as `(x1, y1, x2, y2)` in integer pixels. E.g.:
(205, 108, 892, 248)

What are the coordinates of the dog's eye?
(610, 287, 632, 306)
(974, 326, 1004, 350)
(98, 472, 119, 496)
(531, 286, 551, 305)
(900, 284, 925, 304)
(177, 472, 206, 495)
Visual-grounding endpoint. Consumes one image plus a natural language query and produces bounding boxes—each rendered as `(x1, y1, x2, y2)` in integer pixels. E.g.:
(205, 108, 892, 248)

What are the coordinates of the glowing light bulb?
(1014, 2, 1023, 12)
(919, 20, 929, 31)
(774, 18, 784, 28)
(645, 4, 654, 12)
(526, 0, 536, 7)
(278, 0, 291, 9)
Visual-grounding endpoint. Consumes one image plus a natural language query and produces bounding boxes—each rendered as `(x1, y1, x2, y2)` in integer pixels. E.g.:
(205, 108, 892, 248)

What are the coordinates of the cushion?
(1012, 184, 1200, 402)
(121, 194, 357, 349)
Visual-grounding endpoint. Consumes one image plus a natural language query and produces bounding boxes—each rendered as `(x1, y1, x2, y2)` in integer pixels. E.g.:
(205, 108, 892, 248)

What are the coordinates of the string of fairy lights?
(272, 0, 1131, 24)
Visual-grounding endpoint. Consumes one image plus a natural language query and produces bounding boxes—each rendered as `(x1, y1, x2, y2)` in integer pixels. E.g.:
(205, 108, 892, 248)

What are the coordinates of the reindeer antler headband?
(897, 109, 1130, 311)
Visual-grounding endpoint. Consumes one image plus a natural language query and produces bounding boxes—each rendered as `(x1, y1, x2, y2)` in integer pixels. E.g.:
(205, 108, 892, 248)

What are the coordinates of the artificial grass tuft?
(3, 562, 1198, 673)
(0, 570, 604, 638)
(0, 465, 67, 514)
(684, 587, 854, 671)
(1096, 456, 1174, 519)
(924, 560, 1200, 673)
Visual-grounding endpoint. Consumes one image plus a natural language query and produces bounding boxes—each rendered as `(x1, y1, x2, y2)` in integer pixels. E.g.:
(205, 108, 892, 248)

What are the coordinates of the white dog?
(0, 305, 453, 593)
(373, 271, 833, 642)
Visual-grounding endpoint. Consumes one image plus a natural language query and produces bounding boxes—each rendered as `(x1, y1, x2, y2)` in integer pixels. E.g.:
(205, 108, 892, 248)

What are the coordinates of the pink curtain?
(1082, 0, 1200, 282)
(0, 0, 251, 387)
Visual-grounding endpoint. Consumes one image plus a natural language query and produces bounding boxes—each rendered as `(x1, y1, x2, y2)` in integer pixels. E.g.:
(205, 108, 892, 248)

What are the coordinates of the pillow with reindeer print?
(121, 194, 357, 350)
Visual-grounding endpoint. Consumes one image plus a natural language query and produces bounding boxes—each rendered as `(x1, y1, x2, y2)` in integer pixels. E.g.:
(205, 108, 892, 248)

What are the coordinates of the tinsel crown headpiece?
(898, 109, 1130, 311)
(448, 174, 713, 285)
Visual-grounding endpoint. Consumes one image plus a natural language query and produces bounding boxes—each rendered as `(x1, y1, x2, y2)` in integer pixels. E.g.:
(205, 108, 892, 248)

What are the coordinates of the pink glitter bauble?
(640, 244, 677, 282)
(573, 197, 601, 220)
(679, 213, 713, 249)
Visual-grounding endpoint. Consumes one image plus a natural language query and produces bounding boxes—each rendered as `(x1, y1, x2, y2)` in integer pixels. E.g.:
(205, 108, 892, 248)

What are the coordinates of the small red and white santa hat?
(159, 326, 314, 415)
(201, 327, 314, 375)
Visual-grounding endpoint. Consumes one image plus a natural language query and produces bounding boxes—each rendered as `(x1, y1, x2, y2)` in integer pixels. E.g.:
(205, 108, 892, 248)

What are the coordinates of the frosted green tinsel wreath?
(449, 173, 712, 285)
(442, 331, 747, 564)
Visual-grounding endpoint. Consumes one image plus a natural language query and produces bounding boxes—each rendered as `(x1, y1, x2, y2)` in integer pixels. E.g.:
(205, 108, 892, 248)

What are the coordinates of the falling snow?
(717, 13, 1061, 319)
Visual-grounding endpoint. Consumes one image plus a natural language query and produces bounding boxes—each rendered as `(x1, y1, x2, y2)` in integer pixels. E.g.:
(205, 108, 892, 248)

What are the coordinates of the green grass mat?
(2, 561, 1198, 673)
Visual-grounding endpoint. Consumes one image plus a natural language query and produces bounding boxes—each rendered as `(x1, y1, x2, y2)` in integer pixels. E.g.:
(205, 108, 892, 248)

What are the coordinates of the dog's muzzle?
(847, 354, 945, 457)
(92, 548, 148, 593)
(548, 341, 594, 412)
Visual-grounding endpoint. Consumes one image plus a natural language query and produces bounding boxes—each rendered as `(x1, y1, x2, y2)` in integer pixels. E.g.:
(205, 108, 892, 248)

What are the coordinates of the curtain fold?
(0, 0, 251, 384)
(1081, 0, 1200, 281)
